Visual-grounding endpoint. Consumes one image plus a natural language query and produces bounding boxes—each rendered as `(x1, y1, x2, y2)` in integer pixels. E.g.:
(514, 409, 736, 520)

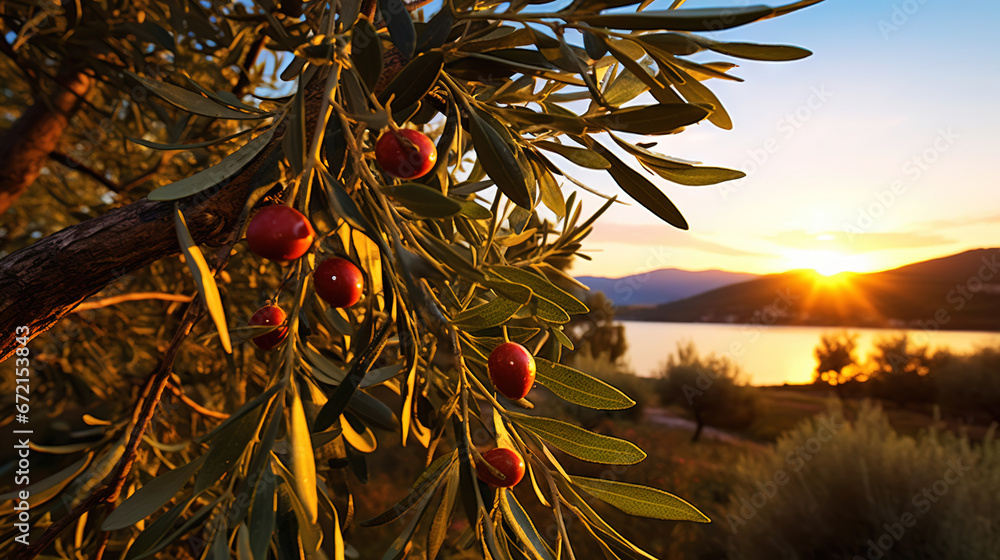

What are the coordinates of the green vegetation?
(658, 342, 758, 441)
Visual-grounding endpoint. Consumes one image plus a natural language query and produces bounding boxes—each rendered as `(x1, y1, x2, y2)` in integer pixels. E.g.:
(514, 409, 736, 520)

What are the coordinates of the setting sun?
(784, 250, 874, 276)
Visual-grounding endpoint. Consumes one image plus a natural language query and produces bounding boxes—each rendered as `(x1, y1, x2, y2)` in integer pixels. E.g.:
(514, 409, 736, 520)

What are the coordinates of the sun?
(784, 250, 872, 277)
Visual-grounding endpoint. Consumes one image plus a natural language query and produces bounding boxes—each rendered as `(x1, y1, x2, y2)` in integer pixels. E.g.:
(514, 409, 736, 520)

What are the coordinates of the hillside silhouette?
(618, 248, 1000, 331)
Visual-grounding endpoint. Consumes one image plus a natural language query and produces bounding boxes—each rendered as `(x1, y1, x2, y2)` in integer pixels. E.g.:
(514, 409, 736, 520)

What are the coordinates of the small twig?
(166, 380, 231, 420)
(72, 292, 194, 312)
(48, 151, 121, 192)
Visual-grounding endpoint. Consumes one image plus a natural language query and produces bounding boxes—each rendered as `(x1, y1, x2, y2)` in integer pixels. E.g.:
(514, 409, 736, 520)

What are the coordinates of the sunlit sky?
(566, 0, 1000, 278)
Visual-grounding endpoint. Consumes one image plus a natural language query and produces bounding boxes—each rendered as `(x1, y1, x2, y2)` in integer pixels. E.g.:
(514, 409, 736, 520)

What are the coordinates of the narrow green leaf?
(508, 412, 646, 465)
(469, 108, 532, 208)
(378, 50, 444, 112)
(352, 19, 383, 92)
(451, 297, 523, 330)
(417, 7, 455, 52)
(129, 73, 267, 120)
(482, 277, 533, 306)
(670, 64, 732, 129)
(361, 459, 453, 528)
(313, 320, 394, 432)
(174, 206, 231, 353)
(533, 140, 610, 169)
(587, 139, 688, 229)
(500, 490, 554, 560)
(707, 40, 811, 60)
(379, 0, 417, 58)
(282, 82, 306, 175)
(347, 391, 399, 432)
(128, 128, 252, 151)
(534, 358, 635, 410)
(123, 498, 194, 560)
(148, 127, 276, 200)
(236, 523, 253, 560)
(530, 295, 571, 324)
(288, 387, 318, 524)
(643, 164, 746, 186)
(103, 457, 204, 531)
(0, 454, 91, 516)
(427, 466, 459, 559)
(490, 266, 588, 314)
(583, 30, 608, 60)
(458, 200, 493, 220)
(383, 183, 462, 219)
(571, 476, 710, 522)
(586, 104, 708, 135)
(194, 405, 263, 493)
(566, 6, 775, 31)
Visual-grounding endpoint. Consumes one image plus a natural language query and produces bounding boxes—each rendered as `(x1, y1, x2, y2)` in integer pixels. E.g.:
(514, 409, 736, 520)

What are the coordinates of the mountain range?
(577, 269, 758, 306)
(614, 248, 1000, 331)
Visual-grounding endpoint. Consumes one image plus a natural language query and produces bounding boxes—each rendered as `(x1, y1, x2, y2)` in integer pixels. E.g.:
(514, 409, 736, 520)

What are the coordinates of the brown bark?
(0, 70, 329, 362)
(0, 67, 92, 214)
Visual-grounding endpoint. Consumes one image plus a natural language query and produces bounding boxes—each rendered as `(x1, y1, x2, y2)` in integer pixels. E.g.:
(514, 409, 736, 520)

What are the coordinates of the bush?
(725, 402, 1000, 560)
(658, 342, 757, 441)
(932, 345, 1000, 423)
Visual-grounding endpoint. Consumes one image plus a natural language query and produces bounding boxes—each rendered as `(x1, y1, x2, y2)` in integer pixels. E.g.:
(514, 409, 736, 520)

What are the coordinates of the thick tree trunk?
(0, 70, 329, 362)
(0, 67, 92, 215)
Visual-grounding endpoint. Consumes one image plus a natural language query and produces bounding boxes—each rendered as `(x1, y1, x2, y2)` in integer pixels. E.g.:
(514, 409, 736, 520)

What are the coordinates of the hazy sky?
(568, 0, 1000, 278)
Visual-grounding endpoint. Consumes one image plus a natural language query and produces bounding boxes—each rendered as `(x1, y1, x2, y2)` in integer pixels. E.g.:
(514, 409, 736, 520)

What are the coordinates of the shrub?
(725, 402, 1000, 560)
(932, 344, 1000, 423)
(658, 342, 757, 441)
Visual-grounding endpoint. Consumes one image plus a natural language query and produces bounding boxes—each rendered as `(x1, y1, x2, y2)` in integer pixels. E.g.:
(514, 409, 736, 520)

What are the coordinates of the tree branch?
(0, 68, 329, 362)
(0, 65, 92, 214)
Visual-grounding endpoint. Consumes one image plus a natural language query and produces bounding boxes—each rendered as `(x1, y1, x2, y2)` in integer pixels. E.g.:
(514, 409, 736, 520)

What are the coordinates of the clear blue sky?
(570, 0, 1000, 277)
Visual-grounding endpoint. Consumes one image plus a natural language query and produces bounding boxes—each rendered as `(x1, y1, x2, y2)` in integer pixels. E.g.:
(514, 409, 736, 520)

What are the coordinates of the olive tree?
(0, 0, 820, 558)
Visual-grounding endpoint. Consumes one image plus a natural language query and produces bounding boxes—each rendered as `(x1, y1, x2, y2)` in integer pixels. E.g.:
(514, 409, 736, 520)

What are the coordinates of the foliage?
(725, 402, 1000, 560)
(565, 291, 628, 364)
(813, 330, 861, 389)
(865, 334, 946, 406)
(930, 344, 1000, 423)
(658, 342, 757, 442)
(0, 0, 820, 558)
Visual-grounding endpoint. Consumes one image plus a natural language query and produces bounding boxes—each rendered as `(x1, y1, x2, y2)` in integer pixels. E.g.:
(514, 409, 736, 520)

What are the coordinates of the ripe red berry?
(375, 129, 437, 179)
(488, 342, 536, 400)
(248, 305, 289, 350)
(476, 448, 525, 488)
(314, 257, 364, 308)
(246, 205, 315, 262)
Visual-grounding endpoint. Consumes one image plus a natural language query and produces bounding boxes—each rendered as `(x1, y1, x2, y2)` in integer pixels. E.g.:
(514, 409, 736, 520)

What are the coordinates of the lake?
(619, 321, 1000, 386)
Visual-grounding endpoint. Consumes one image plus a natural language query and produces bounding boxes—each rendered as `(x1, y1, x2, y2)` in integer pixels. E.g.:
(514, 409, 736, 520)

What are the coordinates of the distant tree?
(814, 331, 861, 398)
(658, 342, 756, 442)
(867, 334, 940, 406)
(566, 291, 628, 363)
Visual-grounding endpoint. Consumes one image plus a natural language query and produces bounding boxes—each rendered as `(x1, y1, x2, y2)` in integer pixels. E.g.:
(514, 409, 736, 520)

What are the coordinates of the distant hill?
(577, 268, 758, 306)
(618, 248, 1000, 331)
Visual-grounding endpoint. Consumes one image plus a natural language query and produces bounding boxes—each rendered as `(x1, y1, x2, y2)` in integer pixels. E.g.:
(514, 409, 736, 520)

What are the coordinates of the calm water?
(619, 321, 1000, 386)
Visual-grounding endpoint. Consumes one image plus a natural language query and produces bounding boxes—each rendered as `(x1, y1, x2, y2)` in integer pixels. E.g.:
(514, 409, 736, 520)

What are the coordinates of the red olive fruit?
(248, 305, 289, 351)
(488, 341, 536, 400)
(314, 257, 364, 308)
(374, 128, 437, 179)
(476, 448, 525, 488)
(246, 205, 315, 262)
